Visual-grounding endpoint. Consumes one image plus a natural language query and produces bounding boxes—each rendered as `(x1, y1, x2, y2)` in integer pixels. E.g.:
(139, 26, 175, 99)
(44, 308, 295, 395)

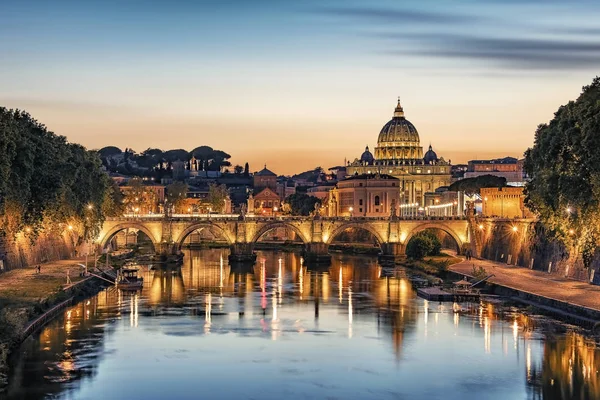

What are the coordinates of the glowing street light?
(87, 204, 93, 210)
(566, 207, 572, 213)
(569, 229, 575, 235)
(479, 224, 484, 230)
(512, 226, 518, 232)
(349, 207, 354, 217)
(68, 225, 73, 231)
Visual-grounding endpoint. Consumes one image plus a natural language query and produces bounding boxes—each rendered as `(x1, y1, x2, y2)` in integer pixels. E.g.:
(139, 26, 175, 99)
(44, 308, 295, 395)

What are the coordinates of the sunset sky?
(2, 0, 600, 175)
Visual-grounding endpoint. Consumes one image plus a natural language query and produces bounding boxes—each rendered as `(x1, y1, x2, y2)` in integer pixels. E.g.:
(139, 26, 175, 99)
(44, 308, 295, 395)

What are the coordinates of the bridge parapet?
(98, 215, 484, 265)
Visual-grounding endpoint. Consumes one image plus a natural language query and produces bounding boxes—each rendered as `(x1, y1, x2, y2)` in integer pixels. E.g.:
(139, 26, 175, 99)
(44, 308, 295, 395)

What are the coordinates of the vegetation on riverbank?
(0, 108, 124, 271)
(524, 76, 600, 267)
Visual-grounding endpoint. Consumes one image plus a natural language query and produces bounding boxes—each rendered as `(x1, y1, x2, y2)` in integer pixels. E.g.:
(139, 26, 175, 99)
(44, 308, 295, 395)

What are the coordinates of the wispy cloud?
(315, 2, 600, 72)
(319, 6, 481, 25)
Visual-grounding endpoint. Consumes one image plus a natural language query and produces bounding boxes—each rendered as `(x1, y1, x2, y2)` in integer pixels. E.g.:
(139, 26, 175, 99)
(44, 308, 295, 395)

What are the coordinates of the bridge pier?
(303, 243, 332, 266)
(378, 243, 405, 265)
(228, 243, 257, 264)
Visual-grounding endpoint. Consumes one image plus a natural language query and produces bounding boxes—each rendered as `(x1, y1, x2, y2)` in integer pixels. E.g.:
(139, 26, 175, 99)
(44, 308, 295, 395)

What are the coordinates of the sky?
(2, 0, 600, 175)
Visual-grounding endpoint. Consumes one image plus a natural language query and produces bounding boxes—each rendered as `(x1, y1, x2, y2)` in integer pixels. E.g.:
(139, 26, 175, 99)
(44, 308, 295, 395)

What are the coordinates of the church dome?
(423, 145, 438, 164)
(374, 99, 423, 161)
(360, 146, 374, 165)
(377, 102, 420, 144)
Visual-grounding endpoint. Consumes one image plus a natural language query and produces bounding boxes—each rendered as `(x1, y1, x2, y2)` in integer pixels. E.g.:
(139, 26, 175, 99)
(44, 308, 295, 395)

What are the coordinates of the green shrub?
(406, 231, 442, 259)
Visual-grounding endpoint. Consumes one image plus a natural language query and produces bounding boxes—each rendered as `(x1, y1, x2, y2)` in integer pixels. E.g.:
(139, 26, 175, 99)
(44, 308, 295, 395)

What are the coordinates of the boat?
(116, 268, 144, 290)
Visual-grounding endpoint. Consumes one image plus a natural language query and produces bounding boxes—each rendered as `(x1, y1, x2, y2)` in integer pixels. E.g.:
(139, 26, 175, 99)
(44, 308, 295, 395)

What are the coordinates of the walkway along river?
(2, 249, 600, 400)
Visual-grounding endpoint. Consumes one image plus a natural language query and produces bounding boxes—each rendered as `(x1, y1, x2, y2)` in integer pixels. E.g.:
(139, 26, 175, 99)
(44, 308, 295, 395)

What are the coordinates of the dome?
(360, 145, 374, 165)
(374, 99, 423, 161)
(424, 145, 438, 164)
(377, 104, 420, 144)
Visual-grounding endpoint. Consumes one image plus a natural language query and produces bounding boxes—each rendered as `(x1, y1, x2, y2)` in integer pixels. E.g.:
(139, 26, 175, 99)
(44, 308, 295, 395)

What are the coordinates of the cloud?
(318, 6, 481, 25)
(383, 34, 600, 70)
(316, 3, 600, 71)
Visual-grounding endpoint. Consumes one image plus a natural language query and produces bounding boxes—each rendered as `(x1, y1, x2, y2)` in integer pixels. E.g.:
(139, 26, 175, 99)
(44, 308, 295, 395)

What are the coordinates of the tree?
(524, 76, 600, 266)
(448, 175, 507, 196)
(166, 182, 188, 213)
(405, 230, 441, 260)
(0, 108, 110, 242)
(284, 193, 321, 216)
(208, 184, 228, 213)
(98, 146, 122, 158)
(244, 162, 250, 177)
(234, 165, 244, 174)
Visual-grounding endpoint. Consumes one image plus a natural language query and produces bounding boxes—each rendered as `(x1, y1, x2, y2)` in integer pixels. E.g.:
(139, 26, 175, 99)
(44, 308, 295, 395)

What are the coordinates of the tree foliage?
(208, 184, 228, 213)
(448, 175, 507, 196)
(0, 108, 110, 241)
(284, 193, 321, 216)
(406, 230, 442, 260)
(524, 76, 600, 266)
(166, 182, 188, 212)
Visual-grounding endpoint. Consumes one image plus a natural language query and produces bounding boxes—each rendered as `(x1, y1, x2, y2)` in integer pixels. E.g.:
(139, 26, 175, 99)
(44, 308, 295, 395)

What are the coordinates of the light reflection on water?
(2, 249, 600, 400)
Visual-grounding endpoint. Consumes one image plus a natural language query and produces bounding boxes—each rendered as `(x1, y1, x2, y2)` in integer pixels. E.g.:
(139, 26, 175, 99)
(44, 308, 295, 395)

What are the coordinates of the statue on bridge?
(312, 202, 322, 219)
(390, 199, 397, 220)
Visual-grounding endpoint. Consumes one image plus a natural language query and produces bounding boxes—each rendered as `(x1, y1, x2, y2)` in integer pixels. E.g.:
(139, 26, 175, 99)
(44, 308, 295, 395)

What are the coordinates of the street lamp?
(273, 206, 278, 217)
(349, 207, 354, 218)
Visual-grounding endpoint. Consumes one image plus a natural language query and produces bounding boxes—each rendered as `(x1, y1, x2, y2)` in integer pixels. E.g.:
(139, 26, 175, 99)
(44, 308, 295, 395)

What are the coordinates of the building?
(346, 99, 452, 206)
(250, 187, 281, 215)
(465, 157, 525, 185)
(253, 165, 278, 191)
(480, 187, 533, 218)
(325, 173, 400, 217)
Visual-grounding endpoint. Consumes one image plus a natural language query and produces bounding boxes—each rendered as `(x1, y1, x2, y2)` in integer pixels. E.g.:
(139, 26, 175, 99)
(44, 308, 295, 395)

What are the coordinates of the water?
(2, 249, 599, 400)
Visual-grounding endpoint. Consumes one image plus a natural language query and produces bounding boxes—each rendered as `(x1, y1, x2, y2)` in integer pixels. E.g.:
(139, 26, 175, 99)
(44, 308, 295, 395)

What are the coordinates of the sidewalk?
(450, 258, 600, 312)
(0, 258, 88, 308)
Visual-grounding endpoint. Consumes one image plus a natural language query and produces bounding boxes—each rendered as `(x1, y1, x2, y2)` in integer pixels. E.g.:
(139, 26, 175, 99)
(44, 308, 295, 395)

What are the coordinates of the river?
(2, 249, 599, 400)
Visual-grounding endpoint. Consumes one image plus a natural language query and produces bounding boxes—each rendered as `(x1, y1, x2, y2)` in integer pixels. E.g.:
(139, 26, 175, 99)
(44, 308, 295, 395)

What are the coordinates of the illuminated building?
(325, 173, 400, 217)
(480, 187, 533, 218)
(346, 99, 452, 206)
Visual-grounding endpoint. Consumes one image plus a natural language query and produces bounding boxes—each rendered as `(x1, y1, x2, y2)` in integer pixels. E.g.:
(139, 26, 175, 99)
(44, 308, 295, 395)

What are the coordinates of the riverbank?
(449, 258, 600, 328)
(0, 258, 104, 390)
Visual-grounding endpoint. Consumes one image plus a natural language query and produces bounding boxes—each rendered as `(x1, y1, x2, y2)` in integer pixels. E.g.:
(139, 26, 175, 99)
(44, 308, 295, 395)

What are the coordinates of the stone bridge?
(96, 215, 477, 265)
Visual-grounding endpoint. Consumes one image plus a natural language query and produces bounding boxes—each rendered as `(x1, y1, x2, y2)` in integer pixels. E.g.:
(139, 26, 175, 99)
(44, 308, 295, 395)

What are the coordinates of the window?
(374, 196, 381, 206)
(255, 201, 260, 208)
(392, 183, 396, 186)
(359, 199, 363, 205)
(359, 183, 363, 187)
(359, 208, 363, 212)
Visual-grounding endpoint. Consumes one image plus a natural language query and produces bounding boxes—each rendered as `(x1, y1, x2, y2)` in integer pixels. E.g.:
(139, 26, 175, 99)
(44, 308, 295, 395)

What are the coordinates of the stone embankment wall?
(476, 220, 597, 282)
(0, 232, 77, 272)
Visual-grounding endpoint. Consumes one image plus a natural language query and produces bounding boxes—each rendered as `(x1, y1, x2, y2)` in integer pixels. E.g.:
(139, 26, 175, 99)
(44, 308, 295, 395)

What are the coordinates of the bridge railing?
(110, 214, 470, 222)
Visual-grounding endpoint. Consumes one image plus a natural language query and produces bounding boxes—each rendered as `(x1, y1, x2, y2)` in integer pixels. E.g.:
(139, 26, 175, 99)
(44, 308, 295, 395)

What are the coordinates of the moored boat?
(117, 268, 144, 290)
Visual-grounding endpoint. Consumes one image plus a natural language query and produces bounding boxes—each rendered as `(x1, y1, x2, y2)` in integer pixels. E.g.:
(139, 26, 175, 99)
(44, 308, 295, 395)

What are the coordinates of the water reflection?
(2, 249, 600, 400)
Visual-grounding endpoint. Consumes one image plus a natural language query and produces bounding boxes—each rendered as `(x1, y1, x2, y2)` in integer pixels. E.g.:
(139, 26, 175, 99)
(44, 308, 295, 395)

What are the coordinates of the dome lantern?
(393, 97, 404, 118)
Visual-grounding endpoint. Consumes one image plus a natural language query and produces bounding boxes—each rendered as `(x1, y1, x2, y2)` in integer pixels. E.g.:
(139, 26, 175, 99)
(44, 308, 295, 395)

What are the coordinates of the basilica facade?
(346, 100, 452, 207)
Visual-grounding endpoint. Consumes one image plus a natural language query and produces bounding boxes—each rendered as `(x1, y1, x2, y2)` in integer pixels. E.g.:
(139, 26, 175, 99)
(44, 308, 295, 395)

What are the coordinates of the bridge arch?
(98, 222, 160, 250)
(325, 222, 386, 246)
(251, 221, 310, 244)
(402, 223, 465, 251)
(175, 222, 234, 249)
